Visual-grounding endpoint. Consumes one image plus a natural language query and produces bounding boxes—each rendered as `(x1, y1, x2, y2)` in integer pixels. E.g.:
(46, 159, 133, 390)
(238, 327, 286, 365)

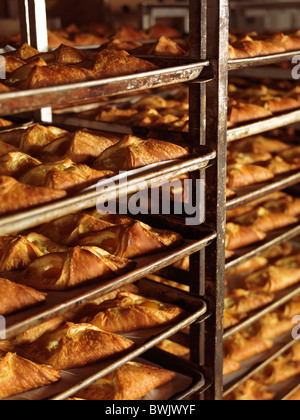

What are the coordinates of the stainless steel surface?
(0, 62, 209, 117)
(4, 231, 216, 340)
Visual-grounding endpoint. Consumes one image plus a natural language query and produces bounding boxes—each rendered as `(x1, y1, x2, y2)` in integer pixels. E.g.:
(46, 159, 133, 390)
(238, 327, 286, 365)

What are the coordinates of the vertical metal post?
(18, 0, 52, 123)
(204, 0, 229, 400)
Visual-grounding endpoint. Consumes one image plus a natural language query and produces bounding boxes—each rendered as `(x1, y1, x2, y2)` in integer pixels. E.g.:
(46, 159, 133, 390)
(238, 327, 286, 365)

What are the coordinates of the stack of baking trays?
(0, 36, 219, 400)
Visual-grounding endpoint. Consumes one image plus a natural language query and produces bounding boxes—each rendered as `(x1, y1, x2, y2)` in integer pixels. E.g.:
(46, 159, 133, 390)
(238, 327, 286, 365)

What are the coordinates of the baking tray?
(4, 278, 209, 400)
(0, 145, 216, 236)
(2, 218, 216, 340)
(230, 66, 295, 81)
(225, 221, 300, 273)
(226, 171, 300, 211)
(228, 50, 300, 71)
(0, 61, 209, 117)
(227, 109, 300, 143)
(223, 333, 300, 398)
(5, 348, 207, 401)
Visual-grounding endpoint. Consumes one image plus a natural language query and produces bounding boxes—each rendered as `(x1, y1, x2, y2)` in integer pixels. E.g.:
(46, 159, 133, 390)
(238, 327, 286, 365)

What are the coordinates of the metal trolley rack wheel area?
(0, 0, 229, 401)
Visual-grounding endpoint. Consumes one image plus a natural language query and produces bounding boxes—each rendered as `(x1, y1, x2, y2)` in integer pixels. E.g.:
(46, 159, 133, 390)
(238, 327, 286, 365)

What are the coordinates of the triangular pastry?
(249, 313, 295, 339)
(37, 213, 114, 246)
(92, 134, 189, 171)
(79, 221, 183, 258)
(224, 331, 273, 362)
(0, 176, 67, 216)
(0, 232, 67, 272)
(0, 140, 20, 156)
(226, 163, 274, 189)
(39, 129, 120, 164)
(19, 322, 135, 370)
(224, 379, 275, 401)
(0, 353, 60, 400)
(225, 289, 274, 316)
(80, 291, 186, 332)
(148, 36, 186, 56)
(225, 223, 266, 250)
(254, 358, 300, 386)
(0, 277, 46, 316)
(75, 361, 175, 400)
(91, 49, 157, 79)
(0, 152, 41, 177)
(17, 246, 136, 291)
(19, 158, 114, 192)
(245, 265, 300, 293)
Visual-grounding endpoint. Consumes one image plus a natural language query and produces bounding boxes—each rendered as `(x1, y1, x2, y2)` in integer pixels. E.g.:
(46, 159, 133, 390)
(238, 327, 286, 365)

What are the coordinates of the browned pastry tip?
(92, 134, 189, 172)
(0, 352, 61, 400)
(226, 164, 274, 189)
(0, 277, 46, 316)
(75, 361, 175, 400)
(0, 176, 66, 216)
(17, 246, 136, 291)
(225, 223, 266, 251)
(19, 322, 135, 370)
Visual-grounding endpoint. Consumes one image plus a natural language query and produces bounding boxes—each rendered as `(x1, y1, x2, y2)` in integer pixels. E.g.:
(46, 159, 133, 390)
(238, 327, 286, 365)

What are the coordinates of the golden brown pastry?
(0, 176, 67, 216)
(0, 233, 67, 272)
(224, 379, 275, 401)
(148, 36, 186, 56)
(230, 135, 291, 154)
(0, 152, 41, 177)
(0, 278, 46, 316)
(19, 322, 135, 370)
(39, 129, 120, 164)
(254, 357, 300, 385)
(7, 57, 48, 86)
(0, 340, 15, 357)
(37, 212, 114, 246)
(79, 221, 183, 259)
(227, 256, 268, 276)
(225, 223, 266, 251)
(0, 140, 20, 156)
(245, 265, 300, 293)
(92, 134, 189, 172)
(226, 164, 274, 189)
(80, 292, 186, 332)
(30, 44, 93, 66)
(278, 295, 300, 318)
(232, 207, 298, 233)
(0, 352, 60, 400)
(4, 56, 26, 73)
(19, 158, 114, 192)
(6, 43, 39, 60)
(75, 361, 175, 400)
(248, 313, 294, 339)
(0, 124, 68, 154)
(156, 340, 190, 359)
(225, 289, 274, 316)
(17, 246, 136, 291)
(224, 331, 273, 362)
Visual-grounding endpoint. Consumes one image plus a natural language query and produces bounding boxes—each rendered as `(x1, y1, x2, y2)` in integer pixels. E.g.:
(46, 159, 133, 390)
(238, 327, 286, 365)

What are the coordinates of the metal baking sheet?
(7, 277, 208, 401)
(0, 146, 215, 236)
(227, 109, 300, 143)
(228, 50, 300, 71)
(5, 347, 206, 401)
(0, 61, 209, 117)
(226, 171, 300, 211)
(3, 227, 216, 340)
(224, 334, 300, 398)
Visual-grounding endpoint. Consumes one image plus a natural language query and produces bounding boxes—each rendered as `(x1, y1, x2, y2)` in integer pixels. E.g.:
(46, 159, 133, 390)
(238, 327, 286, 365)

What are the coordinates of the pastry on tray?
(39, 129, 120, 164)
(245, 265, 300, 293)
(0, 232, 67, 272)
(37, 212, 114, 246)
(254, 357, 300, 386)
(223, 358, 241, 376)
(0, 152, 41, 178)
(225, 289, 275, 317)
(0, 176, 66, 216)
(19, 158, 114, 192)
(0, 341, 15, 357)
(80, 291, 186, 332)
(19, 322, 135, 370)
(223, 331, 274, 362)
(17, 246, 136, 291)
(229, 135, 291, 154)
(226, 164, 274, 189)
(224, 379, 275, 401)
(0, 140, 20, 156)
(0, 124, 68, 154)
(78, 221, 183, 258)
(247, 312, 295, 339)
(225, 223, 266, 251)
(74, 361, 175, 400)
(0, 277, 46, 316)
(0, 352, 60, 400)
(92, 134, 189, 172)
(0, 118, 14, 128)
(156, 340, 190, 359)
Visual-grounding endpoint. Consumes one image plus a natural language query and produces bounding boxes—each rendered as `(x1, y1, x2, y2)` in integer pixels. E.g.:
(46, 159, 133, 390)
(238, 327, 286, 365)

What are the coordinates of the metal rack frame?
(0, 0, 229, 401)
